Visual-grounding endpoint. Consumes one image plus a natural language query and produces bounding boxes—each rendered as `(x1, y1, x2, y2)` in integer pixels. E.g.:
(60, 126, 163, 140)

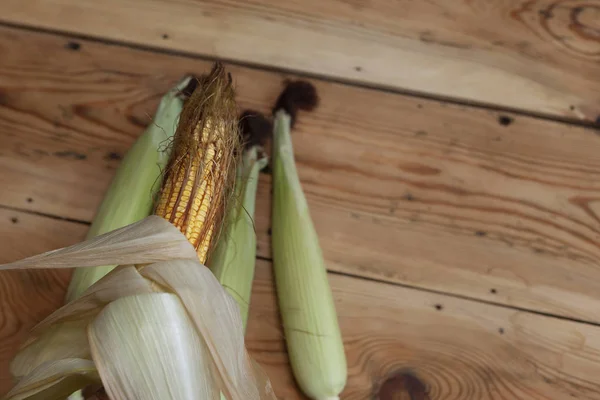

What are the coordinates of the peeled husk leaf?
(10, 320, 91, 379)
(1, 216, 276, 400)
(6, 359, 99, 400)
(89, 293, 218, 400)
(0, 216, 197, 272)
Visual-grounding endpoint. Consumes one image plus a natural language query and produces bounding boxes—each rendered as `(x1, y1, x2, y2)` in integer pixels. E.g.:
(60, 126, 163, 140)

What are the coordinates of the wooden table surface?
(1, 1, 600, 399)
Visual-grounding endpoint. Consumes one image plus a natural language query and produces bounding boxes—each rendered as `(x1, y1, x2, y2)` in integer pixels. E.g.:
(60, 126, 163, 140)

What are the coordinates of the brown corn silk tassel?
(154, 63, 239, 263)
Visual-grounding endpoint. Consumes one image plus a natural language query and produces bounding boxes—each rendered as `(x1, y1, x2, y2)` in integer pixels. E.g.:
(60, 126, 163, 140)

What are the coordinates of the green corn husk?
(65, 77, 191, 301)
(271, 110, 347, 400)
(208, 145, 268, 330)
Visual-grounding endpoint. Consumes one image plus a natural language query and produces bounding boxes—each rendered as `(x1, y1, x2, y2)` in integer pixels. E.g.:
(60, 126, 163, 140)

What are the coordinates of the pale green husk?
(209, 146, 268, 330)
(66, 77, 191, 301)
(271, 110, 347, 400)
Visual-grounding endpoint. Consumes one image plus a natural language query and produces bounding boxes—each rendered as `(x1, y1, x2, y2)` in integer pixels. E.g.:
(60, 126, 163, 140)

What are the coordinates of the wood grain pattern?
(1, 27, 600, 324)
(3, 212, 600, 399)
(0, 209, 86, 394)
(248, 260, 600, 400)
(1, 0, 599, 120)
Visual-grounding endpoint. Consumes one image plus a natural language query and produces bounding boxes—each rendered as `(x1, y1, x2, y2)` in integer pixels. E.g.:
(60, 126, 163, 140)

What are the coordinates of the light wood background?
(0, 2, 599, 398)
(1, 0, 599, 121)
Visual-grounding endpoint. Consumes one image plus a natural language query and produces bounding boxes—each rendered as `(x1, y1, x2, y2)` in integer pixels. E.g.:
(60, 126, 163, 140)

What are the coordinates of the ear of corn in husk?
(207, 111, 270, 329)
(1, 63, 275, 400)
(66, 76, 192, 301)
(271, 82, 347, 400)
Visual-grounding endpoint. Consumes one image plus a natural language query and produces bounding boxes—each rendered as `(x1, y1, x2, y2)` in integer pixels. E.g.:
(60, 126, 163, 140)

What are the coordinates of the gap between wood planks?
(0, 19, 598, 132)
(5, 202, 600, 331)
(0, 204, 90, 226)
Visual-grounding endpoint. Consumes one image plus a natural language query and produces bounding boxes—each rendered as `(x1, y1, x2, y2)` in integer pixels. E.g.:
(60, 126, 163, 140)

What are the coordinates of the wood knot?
(377, 371, 429, 400)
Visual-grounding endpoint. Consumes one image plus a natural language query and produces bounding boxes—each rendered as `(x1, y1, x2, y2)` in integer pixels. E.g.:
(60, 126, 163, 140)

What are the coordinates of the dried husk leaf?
(11, 267, 156, 379)
(4, 359, 99, 400)
(141, 260, 273, 399)
(1, 217, 276, 400)
(88, 293, 218, 400)
(0, 216, 197, 271)
(31, 266, 156, 335)
(11, 321, 91, 378)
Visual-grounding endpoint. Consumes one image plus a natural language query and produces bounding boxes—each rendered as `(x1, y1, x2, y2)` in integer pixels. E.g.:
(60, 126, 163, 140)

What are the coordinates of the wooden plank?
(249, 260, 600, 400)
(1, 0, 599, 121)
(1, 26, 600, 323)
(3, 212, 600, 399)
(0, 208, 85, 393)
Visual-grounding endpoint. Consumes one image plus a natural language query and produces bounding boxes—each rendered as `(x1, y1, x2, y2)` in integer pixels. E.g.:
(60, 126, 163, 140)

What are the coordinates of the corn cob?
(154, 64, 238, 263)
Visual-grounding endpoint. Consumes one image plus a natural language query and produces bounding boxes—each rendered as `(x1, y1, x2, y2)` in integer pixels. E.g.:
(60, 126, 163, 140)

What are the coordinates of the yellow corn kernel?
(154, 121, 225, 262)
(154, 63, 238, 263)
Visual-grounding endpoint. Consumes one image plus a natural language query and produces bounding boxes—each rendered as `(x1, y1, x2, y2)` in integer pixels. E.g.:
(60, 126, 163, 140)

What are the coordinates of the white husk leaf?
(0, 216, 197, 271)
(11, 321, 91, 378)
(11, 267, 155, 378)
(1, 216, 276, 400)
(31, 266, 157, 334)
(89, 293, 218, 400)
(4, 359, 99, 400)
(141, 261, 264, 399)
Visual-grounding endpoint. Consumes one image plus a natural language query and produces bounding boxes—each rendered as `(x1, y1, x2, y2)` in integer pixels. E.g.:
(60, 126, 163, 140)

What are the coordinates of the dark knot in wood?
(377, 371, 430, 400)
